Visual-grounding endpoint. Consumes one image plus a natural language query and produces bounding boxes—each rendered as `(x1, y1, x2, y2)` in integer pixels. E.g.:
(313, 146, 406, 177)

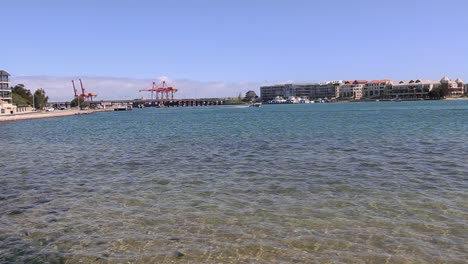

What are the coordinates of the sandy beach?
(0, 109, 111, 122)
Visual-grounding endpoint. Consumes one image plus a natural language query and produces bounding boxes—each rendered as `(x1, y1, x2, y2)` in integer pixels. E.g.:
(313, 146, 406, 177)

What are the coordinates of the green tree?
(12, 93, 30, 106)
(70, 97, 88, 109)
(440, 85, 449, 98)
(243, 90, 258, 102)
(428, 86, 449, 99)
(11, 84, 33, 106)
(34, 88, 48, 110)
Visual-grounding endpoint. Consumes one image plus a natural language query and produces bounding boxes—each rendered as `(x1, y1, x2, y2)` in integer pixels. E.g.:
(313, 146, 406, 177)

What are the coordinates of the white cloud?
(10, 76, 263, 102)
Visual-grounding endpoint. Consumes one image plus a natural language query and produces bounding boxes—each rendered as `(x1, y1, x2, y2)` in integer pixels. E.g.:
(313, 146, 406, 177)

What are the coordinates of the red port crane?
(139, 82, 157, 100)
(139, 81, 177, 100)
(72, 80, 79, 98)
(77, 79, 97, 101)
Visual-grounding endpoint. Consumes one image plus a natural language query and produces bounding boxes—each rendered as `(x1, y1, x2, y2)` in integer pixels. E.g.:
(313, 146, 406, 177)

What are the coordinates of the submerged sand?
(0, 109, 111, 122)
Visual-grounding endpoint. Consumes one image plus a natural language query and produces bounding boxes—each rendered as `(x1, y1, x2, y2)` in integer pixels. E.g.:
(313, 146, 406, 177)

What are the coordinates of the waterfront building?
(261, 76, 465, 102)
(364, 80, 392, 99)
(338, 81, 354, 99)
(260, 81, 342, 103)
(316, 81, 342, 99)
(390, 79, 438, 99)
(0, 70, 16, 115)
(293, 83, 321, 99)
(338, 80, 367, 100)
(441, 76, 464, 97)
(260, 84, 294, 103)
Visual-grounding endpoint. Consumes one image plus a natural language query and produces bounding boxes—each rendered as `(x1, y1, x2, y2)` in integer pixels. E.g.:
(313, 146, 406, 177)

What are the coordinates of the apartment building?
(261, 75, 465, 102)
(0, 70, 16, 115)
(389, 80, 438, 99)
(441, 76, 464, 97)
(260, 84, 294, 103)
(338, 80, 367, 100)
(316, 81, 342, 99)
(364, 80, 392, 99)
(260, 81, 342, 102)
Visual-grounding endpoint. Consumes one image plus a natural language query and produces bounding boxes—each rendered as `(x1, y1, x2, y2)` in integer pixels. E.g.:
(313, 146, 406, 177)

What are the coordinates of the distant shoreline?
(2, 98, 467, 122)
(0, 109, 110, 122)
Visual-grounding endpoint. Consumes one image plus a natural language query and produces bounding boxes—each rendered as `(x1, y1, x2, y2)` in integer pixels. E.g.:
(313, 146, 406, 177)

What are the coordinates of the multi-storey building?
(338, 80, 367, 100)
(316, 81, 342, 99)
(390, 80, 438, 99)
(0, 70, 16, 115)
(293, 83, 321, 99)
(261, 76, 465, 102)
(364, 80, 392, 99)
(441, 76, 464, 97)
(260, 84, 293, 103)
(260, 81, 342, 102)
(338, 81, 354, 99)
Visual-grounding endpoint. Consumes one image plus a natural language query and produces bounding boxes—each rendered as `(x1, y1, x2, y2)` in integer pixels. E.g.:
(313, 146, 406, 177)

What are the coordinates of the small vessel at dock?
(113, 104, 133, 111)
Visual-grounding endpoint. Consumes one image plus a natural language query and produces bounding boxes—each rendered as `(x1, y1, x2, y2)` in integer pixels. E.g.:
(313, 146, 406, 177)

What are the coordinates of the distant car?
(46, 107, 55, 112)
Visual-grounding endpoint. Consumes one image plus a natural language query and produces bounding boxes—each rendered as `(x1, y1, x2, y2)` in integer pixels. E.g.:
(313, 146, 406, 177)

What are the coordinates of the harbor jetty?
(132, 98, 226, 108)
(48, 98, 228, 110)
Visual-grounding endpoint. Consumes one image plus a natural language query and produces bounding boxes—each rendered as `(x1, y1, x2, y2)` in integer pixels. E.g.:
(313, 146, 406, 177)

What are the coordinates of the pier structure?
(49, 98, 226, 110)
(132, 98, 226, 108)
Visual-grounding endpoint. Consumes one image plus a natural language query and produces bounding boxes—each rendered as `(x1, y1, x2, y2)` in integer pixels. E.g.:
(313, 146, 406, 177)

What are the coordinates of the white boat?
(114, 104, 133, 111)
(286, 96, 300, 104)
(270, 96, 287, 104)
(249, 103, 262, 107)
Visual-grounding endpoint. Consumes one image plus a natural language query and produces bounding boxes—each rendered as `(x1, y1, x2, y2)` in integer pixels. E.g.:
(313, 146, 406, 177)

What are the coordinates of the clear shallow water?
(0, 101, 467, 263)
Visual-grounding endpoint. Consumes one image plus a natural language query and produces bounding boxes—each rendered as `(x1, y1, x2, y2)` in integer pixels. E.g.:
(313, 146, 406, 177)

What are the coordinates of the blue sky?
(2, 0, 467, 100)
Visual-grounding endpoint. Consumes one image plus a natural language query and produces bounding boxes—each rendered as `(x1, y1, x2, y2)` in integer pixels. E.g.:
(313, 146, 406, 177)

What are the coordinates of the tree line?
(12, 83, 92, 110)
(11, 84, 48, 110)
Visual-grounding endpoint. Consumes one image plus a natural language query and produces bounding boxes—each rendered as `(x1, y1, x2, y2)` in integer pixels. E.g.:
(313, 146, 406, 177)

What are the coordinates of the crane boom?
(79, 79, 86, 96)
(71, 80, 78, 97)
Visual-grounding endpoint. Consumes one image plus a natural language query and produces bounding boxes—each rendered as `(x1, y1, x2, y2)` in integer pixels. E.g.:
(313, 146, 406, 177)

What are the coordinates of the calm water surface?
(0, 101, 467, 263)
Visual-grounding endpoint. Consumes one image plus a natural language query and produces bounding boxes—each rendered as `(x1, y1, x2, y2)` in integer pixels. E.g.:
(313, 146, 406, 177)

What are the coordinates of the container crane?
(78, 79, 97, 101)
(139, 81, 177, 100)
(139, 82, 158, 100)
(72, 80, 79, 98)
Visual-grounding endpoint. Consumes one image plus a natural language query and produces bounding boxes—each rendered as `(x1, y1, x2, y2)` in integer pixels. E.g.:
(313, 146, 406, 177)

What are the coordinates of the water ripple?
(0, 101, 467, 263)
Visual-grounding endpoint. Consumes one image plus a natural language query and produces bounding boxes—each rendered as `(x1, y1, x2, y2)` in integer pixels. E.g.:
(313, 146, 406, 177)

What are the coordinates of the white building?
(261, 81, 342, 102)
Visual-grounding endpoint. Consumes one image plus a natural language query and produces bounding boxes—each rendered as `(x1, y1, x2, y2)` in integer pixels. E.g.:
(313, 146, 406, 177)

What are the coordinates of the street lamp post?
(29, 89, 35, 111)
